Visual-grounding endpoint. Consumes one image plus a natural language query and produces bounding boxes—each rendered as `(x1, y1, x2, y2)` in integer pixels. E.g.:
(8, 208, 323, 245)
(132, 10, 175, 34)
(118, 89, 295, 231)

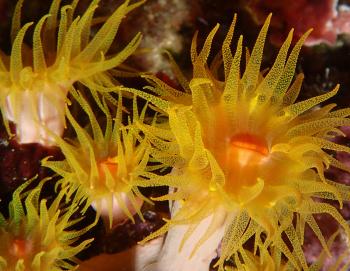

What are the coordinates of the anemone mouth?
(230, 133, 269, 156)
(98, 157, 119, 182)
(10, 239, 32, 258)
(222, 133, 270, 195)
(227, 133, 269, 171)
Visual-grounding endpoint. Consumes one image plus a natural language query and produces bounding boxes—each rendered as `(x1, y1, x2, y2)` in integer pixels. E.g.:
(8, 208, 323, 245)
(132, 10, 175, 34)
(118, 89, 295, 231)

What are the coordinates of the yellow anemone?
(132, 15, 350, 270)
(0, 0, 143, 145)
(42, 90, 152, 228)
(0, 178, 94, 271)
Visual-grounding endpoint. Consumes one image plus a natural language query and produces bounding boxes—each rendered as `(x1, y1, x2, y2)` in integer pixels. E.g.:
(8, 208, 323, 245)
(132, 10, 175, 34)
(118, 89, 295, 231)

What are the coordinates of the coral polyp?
(0, 0, 143, 145)
(42, 90, 151, 228)
(133, 15, 350, 270)
(0, 178, 94, 271)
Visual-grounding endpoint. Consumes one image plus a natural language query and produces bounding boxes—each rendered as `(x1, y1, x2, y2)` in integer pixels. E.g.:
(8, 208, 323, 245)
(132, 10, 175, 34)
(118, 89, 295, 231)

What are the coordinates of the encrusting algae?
(0, 178, 95, 271)
(0, 0, 143, 145)
(128, 14, 350, 270)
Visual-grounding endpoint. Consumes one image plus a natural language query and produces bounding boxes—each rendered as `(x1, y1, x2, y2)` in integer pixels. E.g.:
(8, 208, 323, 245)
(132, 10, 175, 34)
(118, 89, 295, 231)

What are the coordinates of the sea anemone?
(42, 90, 152, 229)
(0, 0, 143, 145)
(130, 14, 350, 270)
(0, 178, 94, 271)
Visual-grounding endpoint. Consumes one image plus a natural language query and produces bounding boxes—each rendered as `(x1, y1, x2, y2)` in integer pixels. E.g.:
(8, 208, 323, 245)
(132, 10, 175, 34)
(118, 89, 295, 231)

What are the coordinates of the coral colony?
(0, 0, 350, 271)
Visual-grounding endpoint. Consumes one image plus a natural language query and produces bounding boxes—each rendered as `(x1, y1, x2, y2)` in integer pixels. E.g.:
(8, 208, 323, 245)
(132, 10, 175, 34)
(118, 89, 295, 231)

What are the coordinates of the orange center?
(99, 157, 118, 180)
(11, 239, 30, 258)
(230, 133, 268, 156)
(228, 133, 268, 168)
(224, 133, 269, 191)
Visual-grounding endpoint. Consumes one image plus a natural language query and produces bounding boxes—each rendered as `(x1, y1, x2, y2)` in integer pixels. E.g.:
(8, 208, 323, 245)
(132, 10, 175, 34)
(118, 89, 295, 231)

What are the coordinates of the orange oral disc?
(230, 133, 268, 156)
(11, 239, 28, 258)
(99, 157, 118, 180)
